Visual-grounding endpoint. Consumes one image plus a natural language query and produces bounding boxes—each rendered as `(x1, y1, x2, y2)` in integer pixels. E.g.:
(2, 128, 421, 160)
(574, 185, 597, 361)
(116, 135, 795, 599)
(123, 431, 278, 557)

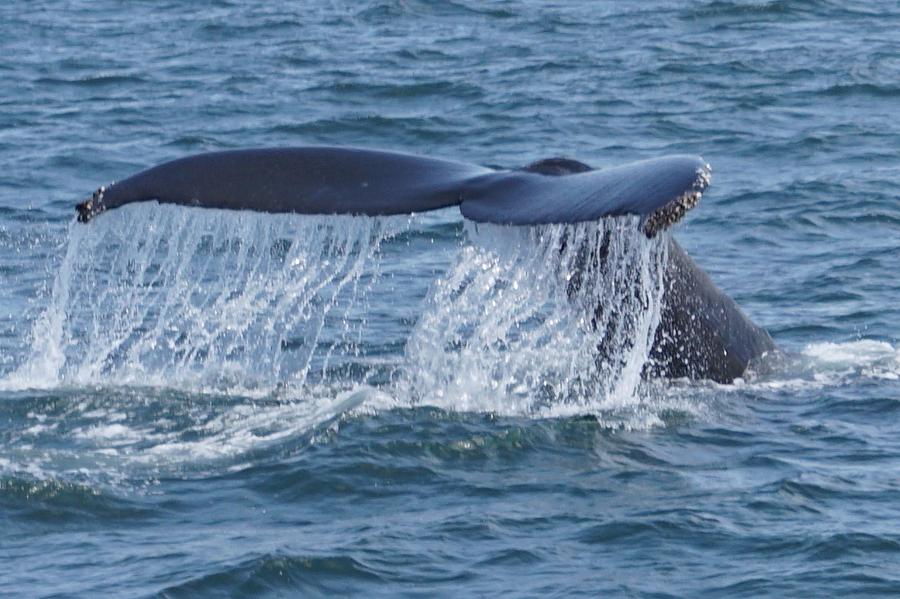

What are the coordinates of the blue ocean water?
(2, 0, 899, 596)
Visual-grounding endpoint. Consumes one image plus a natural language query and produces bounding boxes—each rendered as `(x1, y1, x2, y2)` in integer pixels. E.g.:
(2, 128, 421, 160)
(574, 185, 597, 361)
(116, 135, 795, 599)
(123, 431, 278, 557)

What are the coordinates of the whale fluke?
(459, 155, 710, 237)
(76, 147, 490, 224)
(75, 147, 709, 237)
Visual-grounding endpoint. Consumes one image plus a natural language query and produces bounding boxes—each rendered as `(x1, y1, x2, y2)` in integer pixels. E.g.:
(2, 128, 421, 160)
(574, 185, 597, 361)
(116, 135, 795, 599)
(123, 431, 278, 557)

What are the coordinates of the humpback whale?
(75, 146, 774, 383)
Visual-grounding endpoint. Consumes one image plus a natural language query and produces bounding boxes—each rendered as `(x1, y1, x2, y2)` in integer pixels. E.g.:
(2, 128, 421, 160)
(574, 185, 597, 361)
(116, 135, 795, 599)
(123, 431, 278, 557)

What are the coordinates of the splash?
(6, 205, 413, 393)
(7, 206, 681, 423)
(3, 212, 682, 489)
(802, 340, 899, 379)
(399, 218, 669, 417)
(738, 340, 900, 391)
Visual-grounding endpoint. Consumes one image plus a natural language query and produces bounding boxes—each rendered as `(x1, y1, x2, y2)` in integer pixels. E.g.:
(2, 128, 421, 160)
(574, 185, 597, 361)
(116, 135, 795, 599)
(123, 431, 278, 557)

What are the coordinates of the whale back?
(648, 239, 776, 382)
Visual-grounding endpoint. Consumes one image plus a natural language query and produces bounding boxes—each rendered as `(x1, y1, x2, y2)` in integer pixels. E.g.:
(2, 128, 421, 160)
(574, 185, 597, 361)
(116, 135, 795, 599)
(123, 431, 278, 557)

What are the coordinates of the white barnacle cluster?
(77, 185, 108, 222)
(93, 185, 107, 206)
(641, 162, 712, 238)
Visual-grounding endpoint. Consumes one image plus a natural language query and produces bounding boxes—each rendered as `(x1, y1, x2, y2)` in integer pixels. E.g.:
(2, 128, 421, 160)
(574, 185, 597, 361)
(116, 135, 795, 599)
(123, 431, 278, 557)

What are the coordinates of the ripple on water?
(2, 0, 900, 596)
(157, 554, 386, 598)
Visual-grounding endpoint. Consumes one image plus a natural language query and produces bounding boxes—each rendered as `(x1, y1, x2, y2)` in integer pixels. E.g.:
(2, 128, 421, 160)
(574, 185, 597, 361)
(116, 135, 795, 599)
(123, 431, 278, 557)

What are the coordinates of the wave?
(0, 471, 157, 528)
(157, 554, 384, 598)
(33, 74, 148, 87)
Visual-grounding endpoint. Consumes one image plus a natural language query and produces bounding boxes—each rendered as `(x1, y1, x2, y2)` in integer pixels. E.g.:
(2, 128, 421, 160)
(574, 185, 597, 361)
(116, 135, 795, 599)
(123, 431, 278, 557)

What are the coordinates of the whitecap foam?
(726, 340, 900, 392)
(135, 384, 376, 464)
(802, 340, 899, 380)
(72, 423, 147, 444)
(0, 382, 386, 488)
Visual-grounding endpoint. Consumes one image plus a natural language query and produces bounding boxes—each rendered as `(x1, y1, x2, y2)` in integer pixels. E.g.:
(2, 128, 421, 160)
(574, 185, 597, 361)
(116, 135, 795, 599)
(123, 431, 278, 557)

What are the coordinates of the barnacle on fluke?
(642, 162, 711, 238)
(76, 185, 107, 223)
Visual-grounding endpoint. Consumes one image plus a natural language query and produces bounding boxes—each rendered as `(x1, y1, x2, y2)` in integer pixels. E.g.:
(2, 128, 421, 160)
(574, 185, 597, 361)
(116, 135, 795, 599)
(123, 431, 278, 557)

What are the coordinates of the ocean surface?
(2, 1, 899, 596)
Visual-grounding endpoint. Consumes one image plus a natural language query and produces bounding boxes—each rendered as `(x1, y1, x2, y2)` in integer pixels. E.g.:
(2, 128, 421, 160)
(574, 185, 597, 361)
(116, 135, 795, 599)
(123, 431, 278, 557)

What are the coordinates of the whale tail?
(458, 155, 710, 237)
(75, 147, 710, 236)
(70, 147, 775, 384)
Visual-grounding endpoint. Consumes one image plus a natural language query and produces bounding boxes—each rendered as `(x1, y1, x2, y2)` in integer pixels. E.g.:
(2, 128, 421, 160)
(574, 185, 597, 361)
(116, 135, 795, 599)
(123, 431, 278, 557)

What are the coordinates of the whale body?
(76, 146, 774, 383)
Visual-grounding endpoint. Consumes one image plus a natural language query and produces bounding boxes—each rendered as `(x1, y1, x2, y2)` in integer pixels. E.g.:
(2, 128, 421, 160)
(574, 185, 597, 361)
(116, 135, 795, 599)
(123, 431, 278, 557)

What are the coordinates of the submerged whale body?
(75, 146, 774, 383)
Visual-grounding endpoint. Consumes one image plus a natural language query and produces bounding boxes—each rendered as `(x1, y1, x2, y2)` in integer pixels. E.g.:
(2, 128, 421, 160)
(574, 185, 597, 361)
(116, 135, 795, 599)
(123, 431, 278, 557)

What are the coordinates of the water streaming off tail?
(399, 218, 669, 417)
(9, 205, 414, 393)
(9, 207, 674, 421)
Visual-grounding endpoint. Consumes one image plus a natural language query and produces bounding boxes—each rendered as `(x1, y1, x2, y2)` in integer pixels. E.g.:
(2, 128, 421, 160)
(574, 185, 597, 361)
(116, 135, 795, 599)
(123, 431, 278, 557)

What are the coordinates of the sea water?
(1, 1, 899, 596)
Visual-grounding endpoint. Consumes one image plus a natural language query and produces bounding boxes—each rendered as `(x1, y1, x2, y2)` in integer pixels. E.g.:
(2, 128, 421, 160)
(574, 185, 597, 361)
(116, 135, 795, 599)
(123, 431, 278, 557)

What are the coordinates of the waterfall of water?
(8, 207, 669, 419)
(8, 205, 412, 393)
(399, 218, 668, 417)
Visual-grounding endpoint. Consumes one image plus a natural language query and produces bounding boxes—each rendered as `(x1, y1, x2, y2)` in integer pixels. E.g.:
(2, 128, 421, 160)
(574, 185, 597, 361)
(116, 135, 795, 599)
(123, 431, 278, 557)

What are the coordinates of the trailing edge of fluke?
(75, 146, 711, 237)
